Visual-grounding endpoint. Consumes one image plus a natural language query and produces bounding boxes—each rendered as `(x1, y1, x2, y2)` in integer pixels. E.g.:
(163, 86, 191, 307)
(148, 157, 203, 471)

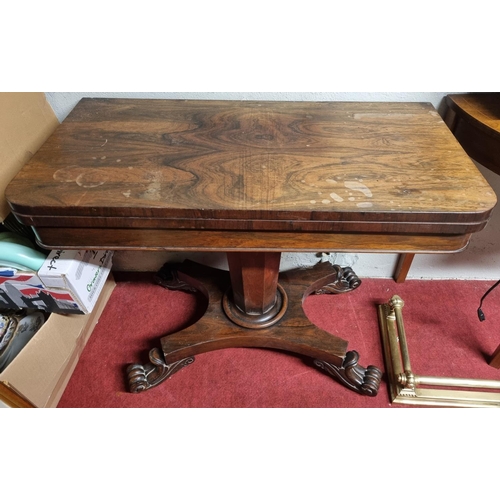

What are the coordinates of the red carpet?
(57, 272, 500, 408)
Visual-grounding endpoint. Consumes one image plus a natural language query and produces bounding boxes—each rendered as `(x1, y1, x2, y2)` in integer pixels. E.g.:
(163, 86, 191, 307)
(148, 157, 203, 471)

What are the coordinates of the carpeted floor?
(57, 271, 500, 408)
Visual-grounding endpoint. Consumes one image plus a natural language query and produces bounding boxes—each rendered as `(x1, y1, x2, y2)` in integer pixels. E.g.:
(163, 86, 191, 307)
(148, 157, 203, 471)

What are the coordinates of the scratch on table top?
(74, 192, 88, 206)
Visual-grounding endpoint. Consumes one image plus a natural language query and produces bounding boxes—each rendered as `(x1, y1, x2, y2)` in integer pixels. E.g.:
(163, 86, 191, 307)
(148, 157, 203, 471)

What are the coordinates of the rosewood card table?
(5, 98, 497, 399)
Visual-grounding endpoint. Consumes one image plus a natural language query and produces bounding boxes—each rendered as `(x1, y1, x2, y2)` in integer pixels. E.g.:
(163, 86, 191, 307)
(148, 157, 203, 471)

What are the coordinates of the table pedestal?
(126, 258, 382, 397)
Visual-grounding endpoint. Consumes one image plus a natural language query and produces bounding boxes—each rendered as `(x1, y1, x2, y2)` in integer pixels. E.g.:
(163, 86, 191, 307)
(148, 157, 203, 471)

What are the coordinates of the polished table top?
(7, 98, 497, 397)
(6, 98, 497, 252)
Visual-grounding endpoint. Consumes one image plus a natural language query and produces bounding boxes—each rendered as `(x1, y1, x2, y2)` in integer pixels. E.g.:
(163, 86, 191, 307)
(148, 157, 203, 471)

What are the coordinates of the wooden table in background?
(5, 99, 497, 398)
(440, 93, 500, 368)
(395, 93, 500, 283)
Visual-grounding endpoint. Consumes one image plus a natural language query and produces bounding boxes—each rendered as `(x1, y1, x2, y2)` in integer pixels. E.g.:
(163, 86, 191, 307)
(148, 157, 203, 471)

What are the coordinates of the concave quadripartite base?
(126, 261, 382, 397)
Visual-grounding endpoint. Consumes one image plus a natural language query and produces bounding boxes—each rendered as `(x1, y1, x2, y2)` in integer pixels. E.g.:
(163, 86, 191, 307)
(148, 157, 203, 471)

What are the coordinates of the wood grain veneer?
(6, 98, 496, 244)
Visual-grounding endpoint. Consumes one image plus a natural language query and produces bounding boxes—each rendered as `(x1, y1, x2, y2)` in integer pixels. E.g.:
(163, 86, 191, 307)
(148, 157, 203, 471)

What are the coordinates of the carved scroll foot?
(127, 347, 195, 393)
(314, 265, 361, 295)
(154, 263, 199, 293)
(314, 351, 382, 396)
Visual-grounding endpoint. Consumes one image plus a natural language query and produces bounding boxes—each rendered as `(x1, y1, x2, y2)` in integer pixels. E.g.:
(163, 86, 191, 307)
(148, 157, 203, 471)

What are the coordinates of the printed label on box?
(0, 250, 113, 314)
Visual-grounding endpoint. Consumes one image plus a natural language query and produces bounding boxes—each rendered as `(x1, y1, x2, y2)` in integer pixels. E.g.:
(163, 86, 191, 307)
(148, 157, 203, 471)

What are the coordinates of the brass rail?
(378, 295, 500, 408)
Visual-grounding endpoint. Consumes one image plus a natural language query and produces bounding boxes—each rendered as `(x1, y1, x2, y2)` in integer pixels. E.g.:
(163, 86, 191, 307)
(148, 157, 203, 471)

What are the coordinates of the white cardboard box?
(0, 249, 113, 314)
(38, 249, 114, 312)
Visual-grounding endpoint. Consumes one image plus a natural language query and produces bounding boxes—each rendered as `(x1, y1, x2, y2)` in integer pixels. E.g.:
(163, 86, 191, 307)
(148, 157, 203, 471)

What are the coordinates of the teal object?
(0, 240, 47, 272)
(0, 231, 35, 247)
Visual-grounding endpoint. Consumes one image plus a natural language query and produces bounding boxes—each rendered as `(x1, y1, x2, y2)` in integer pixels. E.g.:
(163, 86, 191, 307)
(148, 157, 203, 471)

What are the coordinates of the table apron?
(11, 213, 490, 235)
(32, 227, 472, 254)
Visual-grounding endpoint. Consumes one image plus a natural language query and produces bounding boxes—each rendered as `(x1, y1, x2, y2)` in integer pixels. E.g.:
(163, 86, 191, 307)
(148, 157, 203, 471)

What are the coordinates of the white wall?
(46, 92, 450, 122)
(44, 92, 500, 280)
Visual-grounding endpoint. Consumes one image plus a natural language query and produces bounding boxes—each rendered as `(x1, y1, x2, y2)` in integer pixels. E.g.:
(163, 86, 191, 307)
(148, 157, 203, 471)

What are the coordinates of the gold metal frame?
(378, 295, 500, 408)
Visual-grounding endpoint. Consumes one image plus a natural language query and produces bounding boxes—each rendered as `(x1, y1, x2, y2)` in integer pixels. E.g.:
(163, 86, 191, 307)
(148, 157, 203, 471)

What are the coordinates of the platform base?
(127, 261, 382, 398)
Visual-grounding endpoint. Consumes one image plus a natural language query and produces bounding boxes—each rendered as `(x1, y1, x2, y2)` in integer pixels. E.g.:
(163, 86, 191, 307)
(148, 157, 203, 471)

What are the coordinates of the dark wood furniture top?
(5, 98, 497, 252)
(443, 93, 500, 176)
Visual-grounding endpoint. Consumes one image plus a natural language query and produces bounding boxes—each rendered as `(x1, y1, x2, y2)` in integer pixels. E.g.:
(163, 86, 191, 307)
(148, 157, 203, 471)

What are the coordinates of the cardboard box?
(0, 249, 113, 314)
(0, 94, 115, 408)
(38, 249, 113, 309)
(0, 93, 59, 221)
(0, 275, 115, 408)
